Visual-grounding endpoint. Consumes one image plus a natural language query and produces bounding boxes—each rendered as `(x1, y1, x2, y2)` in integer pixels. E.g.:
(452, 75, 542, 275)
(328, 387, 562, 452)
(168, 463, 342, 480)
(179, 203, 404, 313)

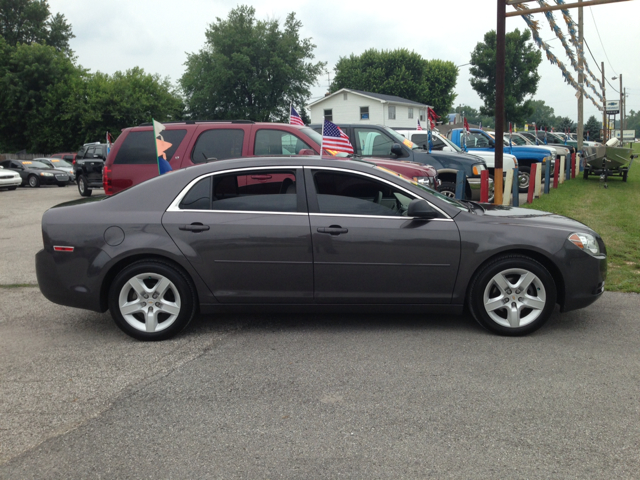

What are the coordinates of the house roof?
(309, 88, 429, 108)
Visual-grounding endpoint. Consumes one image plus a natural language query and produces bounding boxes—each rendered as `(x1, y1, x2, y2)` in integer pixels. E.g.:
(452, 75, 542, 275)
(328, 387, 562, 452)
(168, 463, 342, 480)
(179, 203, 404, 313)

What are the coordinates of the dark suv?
(103, 121, 438, 195)
(310, 123, 487, 200)
(75, 143, 108, 196)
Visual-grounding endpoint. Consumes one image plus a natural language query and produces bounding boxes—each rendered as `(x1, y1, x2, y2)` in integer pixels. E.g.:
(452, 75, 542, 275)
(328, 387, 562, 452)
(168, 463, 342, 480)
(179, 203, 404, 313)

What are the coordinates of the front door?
(163, 167, 313, 303)
(305, 167, 461, 304)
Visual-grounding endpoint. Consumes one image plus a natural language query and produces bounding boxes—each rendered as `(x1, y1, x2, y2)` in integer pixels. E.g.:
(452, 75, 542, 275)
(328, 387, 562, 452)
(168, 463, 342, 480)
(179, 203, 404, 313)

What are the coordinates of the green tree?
(331, 48, 458, 118)
(584, 115, 601, 141)
(528, 99, 556, 130)
(81, 67, 184, 144)
(0, 40, 85, 151)
(0, 0, 74, 53)
(469, 28, 541, 125)
(180, 5, 324, 122)
(454, 104, 494, 128)
(554, 116, 575, 132)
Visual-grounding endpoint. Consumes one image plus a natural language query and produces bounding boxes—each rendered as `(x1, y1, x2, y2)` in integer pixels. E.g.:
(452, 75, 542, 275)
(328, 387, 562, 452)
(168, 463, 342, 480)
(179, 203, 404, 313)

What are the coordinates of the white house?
(308, 89, 430, 129)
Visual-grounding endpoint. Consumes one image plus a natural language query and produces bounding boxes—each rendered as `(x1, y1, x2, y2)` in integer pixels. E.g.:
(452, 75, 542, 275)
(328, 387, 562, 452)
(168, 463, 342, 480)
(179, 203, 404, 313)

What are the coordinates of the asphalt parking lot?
(1, 185, 639, 478)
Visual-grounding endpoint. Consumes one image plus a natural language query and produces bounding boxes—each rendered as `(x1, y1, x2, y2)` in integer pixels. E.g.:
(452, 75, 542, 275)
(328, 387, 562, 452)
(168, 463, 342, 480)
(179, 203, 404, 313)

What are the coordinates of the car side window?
(354, 129, 394, 157)
(469, 133, 490, 148)
(311, 170, 411, 217)
(254, 130, 313, 155)
(191, 129, 244, 164)
(179, 169, 299, 213)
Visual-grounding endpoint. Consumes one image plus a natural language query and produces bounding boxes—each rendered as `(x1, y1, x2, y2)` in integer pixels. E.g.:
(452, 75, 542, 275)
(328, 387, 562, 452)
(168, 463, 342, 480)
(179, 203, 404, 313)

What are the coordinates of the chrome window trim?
(167, 165, 303, 213)
(176, 209, 307, 216)
(305, 165, 451, 220)
(310, 213, 453, 222)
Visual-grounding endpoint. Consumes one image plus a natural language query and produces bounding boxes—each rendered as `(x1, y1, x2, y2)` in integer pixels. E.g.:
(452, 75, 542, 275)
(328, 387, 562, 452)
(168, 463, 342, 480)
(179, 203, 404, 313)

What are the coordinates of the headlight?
(413, 176, 434, 187)
(472, 164, 485, 175)
(568, 233, 600, 256)
(40, 172, 54, 176)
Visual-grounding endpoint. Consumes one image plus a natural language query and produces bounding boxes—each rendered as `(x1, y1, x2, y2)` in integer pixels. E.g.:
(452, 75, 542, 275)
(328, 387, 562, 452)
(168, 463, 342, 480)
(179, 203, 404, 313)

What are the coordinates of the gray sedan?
(36, 157, 606, 341)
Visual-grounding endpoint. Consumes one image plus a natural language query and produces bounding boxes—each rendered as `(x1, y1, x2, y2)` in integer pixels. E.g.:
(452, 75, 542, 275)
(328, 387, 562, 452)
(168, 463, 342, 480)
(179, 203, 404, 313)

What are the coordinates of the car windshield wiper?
(458, 199, 485, 213)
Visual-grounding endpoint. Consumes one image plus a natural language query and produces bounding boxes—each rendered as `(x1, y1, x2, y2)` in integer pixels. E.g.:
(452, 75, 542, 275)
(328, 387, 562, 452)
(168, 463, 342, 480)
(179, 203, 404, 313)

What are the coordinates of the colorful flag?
(478, 121, 482, 130)
(416, 118, 423, 131)
(321, 120, 354, 154)
(106, 132, 113, 156)
(534, 123, 539, 145)
(153, 119, 173, 175)
(463, 116, 470, 133)
(586, 131, 589, 141)
(289, 105, 304, 126)
(427, 107, 439, 130)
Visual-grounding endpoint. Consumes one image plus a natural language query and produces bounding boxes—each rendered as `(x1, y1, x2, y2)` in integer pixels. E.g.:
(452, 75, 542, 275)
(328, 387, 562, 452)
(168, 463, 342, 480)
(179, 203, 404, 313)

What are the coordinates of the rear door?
(162, 166, 313, 303)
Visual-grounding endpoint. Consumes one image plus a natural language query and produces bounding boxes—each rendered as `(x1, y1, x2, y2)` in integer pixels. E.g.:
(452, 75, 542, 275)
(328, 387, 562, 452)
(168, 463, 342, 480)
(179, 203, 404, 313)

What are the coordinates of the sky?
(48, 0, 639, 124)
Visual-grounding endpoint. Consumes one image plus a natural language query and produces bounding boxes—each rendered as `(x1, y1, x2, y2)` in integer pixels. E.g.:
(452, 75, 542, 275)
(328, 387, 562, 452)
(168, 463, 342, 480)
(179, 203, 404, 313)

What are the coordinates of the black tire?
(517, 166, 530, 193)
(28, 175, 40, 188)
(437, 181, 458, 199)
(468, 255, 557, 336)
(77, 175, 92, 196)
(622, 170, 628, 182)
(108, 260, 197, 341)
(583, 167, 589, 180)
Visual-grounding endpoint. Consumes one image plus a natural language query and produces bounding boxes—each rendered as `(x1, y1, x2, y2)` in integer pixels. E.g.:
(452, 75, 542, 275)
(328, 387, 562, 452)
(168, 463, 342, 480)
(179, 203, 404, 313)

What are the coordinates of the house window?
(360, 106, 369, 120)
(408, 107, 414, 119)
(419, 111, 425, 121)
(343, 92, 348, 100)
(324, 109, 333, 121)
(388, 105, 396, 120)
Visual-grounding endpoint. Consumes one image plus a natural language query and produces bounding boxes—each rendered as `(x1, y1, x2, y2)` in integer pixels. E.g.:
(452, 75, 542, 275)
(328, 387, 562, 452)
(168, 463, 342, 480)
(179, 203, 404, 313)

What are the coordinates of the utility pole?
(494, 0, 506, 205)
(619, 74, 623, 141)
(577, 1, 583, 152)
(602, 61, 607, 142)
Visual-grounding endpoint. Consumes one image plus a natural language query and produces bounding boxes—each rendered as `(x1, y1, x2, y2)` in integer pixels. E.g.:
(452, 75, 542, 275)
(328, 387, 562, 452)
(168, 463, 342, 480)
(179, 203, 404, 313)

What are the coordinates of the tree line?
(1, 1, 608, 154)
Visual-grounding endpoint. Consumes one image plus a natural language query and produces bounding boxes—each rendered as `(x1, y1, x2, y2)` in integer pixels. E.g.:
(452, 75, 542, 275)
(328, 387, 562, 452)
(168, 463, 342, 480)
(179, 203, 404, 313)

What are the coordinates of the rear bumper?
(36, 248, 109, 313)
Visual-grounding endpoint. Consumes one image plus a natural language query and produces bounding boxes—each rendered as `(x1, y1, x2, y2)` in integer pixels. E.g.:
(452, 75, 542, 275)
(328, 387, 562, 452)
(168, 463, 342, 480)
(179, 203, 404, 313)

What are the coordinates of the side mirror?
(408, 199, 438, 219)
(390, 143, 403, 157)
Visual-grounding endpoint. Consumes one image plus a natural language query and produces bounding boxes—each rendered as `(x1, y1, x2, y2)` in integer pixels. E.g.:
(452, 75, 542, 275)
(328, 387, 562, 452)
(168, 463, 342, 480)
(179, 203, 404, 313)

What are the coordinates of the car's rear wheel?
(78, 175, 92, 196)
(28, 175, 40, 188)
(108, 260, 197, 341)
(517, 166, 530, 193)
(468, 255, 557, 336)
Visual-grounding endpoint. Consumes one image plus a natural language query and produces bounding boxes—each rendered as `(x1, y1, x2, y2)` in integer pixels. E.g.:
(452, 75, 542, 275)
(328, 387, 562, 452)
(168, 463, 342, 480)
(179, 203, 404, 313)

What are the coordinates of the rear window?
(191, 129, 245, 164)
(114, 130, 187, 165)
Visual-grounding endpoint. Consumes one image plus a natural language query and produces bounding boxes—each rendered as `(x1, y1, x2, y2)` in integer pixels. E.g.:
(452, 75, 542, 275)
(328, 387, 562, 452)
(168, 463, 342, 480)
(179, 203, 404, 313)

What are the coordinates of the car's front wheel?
(77, 175, 92, 196)
(468, 255, 557, 336)
(28, 175, 40, 188)
(108, 260, 197, 341)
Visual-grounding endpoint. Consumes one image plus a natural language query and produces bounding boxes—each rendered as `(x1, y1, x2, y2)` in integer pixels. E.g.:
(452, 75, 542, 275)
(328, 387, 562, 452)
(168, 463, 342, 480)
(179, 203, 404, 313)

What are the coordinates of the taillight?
(103, 166, 113, 195)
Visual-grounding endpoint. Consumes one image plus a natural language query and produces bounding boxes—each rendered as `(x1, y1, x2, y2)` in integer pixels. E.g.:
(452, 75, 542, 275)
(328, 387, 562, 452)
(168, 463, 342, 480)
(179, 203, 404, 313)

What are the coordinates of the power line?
(589, 6, 618, 75)
(583, 38, 619, 94)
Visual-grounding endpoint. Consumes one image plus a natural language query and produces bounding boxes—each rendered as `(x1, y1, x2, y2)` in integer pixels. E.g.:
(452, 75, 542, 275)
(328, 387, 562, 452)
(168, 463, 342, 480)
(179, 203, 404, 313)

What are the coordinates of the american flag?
(416, 118, 423, 131)
(321, 120, 354, 154)
(463, 116, 470, 133)
(427, 107, 439, 130)
(289, 105, 304, 126)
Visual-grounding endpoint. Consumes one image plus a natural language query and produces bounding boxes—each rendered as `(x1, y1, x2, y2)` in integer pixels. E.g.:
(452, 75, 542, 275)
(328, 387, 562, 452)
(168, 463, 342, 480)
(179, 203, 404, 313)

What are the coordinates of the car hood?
(506, 146, 555, 157)
(476, 204, 592, 231)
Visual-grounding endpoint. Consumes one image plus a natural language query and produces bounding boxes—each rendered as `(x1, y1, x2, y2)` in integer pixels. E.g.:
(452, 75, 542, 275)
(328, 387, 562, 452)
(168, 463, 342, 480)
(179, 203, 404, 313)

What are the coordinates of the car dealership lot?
(1, 186, 639, 477)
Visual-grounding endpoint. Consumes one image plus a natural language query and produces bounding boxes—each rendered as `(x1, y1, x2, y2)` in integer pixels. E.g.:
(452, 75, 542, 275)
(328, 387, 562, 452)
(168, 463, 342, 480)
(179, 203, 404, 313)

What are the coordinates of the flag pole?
(320, 120, 324, 156)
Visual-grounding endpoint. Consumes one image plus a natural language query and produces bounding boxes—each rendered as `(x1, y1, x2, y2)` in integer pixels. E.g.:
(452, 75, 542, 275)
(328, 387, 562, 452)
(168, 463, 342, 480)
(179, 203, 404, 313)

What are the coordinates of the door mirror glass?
(390, 143, 403, 157)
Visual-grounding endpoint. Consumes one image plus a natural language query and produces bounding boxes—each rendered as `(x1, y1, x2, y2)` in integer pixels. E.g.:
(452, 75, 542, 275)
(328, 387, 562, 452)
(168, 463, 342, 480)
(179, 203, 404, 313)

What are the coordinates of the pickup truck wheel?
(517, 167, 530, 193)
(28, 175, 40, 188)
(437, 182, 458, 199)
(77, 175, 92, 197)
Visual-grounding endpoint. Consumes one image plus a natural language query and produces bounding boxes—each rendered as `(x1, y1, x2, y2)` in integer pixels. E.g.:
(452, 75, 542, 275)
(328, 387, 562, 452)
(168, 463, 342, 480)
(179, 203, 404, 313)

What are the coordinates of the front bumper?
(0, 177, 22, 188)
(560, 250, 607, 312)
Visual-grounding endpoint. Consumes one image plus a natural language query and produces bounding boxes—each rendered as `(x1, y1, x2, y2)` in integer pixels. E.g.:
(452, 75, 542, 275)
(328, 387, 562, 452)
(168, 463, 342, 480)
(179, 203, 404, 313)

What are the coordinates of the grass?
(521, 144, 640, 293)
(0, 284, 38, 288)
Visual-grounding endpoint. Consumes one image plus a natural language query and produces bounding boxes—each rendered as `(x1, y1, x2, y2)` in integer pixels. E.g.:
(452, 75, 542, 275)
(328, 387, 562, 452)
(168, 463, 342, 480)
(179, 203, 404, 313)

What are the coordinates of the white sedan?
(0, 166, 22, 190)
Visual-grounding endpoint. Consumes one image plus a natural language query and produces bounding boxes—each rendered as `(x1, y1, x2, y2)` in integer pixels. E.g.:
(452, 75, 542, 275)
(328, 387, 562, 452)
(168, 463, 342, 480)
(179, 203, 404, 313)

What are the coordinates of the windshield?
(21, 161, 51, 169)
(382, 126, 421, 150)
(49, 159, 72, 168)
(508, 135, 529, 146)
(374, 165, 467, 211)
(438, 134, 463, 152)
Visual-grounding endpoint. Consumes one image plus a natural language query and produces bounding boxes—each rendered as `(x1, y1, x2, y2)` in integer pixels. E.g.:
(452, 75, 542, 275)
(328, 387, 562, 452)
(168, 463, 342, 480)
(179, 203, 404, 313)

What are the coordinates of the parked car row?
(0, 159, 71, 188)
